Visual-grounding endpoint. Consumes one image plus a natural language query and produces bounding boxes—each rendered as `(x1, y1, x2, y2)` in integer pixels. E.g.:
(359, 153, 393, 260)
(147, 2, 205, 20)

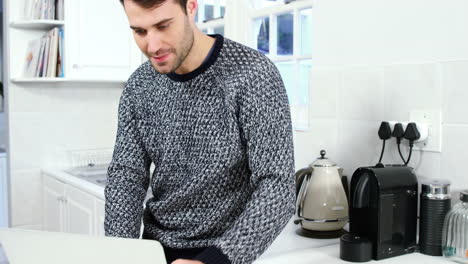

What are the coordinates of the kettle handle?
(295, 167, 313, 198)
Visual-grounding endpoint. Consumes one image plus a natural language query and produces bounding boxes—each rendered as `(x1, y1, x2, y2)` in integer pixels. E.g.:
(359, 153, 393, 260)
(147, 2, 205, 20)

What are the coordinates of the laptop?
(0, 228, 166, 264)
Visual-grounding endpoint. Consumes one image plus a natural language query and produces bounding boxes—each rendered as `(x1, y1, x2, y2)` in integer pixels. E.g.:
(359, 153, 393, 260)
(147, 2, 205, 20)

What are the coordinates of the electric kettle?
(295, 150, 349, 231)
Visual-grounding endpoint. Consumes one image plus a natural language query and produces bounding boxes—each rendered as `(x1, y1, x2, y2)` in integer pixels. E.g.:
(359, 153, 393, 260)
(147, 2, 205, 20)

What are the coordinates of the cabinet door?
(94, 198, 105, 237)
(64, 185, 95, 235)
(65, 0, 141, 80)
(42, 175, 66, 232)
(0, 156, 7, 227)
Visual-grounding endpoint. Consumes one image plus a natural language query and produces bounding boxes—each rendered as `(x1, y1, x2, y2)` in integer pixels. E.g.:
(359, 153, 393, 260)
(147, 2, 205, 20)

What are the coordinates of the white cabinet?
(65, 184, 95, 235)
(0, 154, 9, 228)
(42, 175, 66, 232)
(42, 173, 105, 236)
(95, 198, 106, 237)
(64, 0, 141, 80)
(8, 0, 142, 82)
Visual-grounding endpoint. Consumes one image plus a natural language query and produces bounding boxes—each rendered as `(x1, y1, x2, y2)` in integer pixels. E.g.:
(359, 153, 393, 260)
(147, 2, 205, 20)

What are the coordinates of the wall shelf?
(10, 20, 65, 30)
(11, 77, 127, 84)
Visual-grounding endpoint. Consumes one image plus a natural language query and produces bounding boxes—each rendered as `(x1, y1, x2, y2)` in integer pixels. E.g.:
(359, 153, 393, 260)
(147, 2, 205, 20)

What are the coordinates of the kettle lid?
(310, 150, 337, 167)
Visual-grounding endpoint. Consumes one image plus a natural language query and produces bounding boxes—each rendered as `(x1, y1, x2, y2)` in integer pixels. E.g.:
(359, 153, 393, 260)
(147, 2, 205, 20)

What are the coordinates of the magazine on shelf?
(56, 0, 64, 20)
(47, 27, 59, 77)
(57, 27, 64, 77)
(23, 38, 42, 78)
(42, 34, 51, 77)
(36, 36, 46, 77)
(23, 0, 64, 20)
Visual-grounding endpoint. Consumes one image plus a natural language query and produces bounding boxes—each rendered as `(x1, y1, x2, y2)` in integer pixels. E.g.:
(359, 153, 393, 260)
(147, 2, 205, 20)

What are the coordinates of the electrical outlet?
(409, 110, 442, 152)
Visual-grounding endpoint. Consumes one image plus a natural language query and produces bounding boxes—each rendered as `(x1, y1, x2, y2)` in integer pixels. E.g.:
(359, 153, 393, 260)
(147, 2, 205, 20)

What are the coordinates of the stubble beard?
(151, 18, 195, 75)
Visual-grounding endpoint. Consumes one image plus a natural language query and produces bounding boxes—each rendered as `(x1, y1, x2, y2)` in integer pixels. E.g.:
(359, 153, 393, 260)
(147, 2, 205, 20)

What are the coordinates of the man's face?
(123, 0, 195, 74)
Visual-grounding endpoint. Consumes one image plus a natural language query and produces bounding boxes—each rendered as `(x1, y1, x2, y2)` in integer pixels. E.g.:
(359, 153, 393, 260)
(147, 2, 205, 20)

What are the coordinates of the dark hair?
(120, 0, 188, 14)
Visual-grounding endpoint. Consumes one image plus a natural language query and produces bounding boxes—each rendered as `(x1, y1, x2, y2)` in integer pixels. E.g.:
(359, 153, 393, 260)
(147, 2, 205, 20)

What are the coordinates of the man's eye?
(158, 24, 169, 30)
(134, 29, 146, 35)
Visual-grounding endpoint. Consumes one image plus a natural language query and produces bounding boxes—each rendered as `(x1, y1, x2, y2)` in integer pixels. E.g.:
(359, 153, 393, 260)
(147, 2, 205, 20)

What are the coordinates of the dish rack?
(67, 148, 113, 168)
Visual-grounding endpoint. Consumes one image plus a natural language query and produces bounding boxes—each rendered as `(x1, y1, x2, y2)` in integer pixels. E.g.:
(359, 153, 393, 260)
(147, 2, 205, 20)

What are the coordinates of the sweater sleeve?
(104, 79, 151, 239)
(195, 60, 296, 264)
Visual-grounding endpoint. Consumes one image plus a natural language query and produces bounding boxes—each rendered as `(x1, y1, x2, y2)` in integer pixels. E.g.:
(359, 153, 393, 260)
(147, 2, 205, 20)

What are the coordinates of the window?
(250, 1, 313, 130)
(196, 0, 226, 36)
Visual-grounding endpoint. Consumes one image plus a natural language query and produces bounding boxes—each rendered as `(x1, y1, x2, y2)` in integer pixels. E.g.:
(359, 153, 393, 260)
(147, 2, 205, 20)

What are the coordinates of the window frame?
(249, 0, 314, 130)
(196, 0, 226, 35)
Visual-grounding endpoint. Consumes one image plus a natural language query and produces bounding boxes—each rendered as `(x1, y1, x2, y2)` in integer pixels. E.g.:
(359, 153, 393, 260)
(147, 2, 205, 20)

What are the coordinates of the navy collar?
(167, 34, 224, 82)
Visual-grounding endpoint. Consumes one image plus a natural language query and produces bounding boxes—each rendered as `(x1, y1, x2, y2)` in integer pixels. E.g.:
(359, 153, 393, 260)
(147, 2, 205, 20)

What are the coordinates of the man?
(104, 0, 295, 263)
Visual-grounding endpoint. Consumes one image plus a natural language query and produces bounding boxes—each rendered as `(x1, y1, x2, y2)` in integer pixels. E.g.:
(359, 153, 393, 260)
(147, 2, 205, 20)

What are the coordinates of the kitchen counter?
(257, 244, 453, 264)
(260, 218, 339, 258)
(41, 168, 453, 263)
(42, 168, 106, 199)
(43, 168, 339, 257)
(1, 227, 453, 264)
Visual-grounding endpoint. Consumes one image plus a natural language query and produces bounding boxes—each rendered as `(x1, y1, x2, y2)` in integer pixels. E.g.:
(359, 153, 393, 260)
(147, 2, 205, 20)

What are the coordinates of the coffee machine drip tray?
(296, 227, 347, 239)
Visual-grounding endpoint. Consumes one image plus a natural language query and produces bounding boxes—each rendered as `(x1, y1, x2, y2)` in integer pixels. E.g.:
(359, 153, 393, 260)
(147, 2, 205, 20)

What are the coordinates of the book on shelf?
(23, 38, 42, 78)
(47, 27, 59, 77)
(23, 26, 64, 78)
(23, 0, 64, 20)
(57, 27, 64, 77)
(36, 36, 46, 77)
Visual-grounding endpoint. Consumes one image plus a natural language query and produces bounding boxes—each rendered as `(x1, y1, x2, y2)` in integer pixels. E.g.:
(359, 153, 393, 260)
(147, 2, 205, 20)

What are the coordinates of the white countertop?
(42, 168, 339, 257)
(260, 218, 339, 259)
(42, 168, 106, 199)
(257, 243, 453, 264)
(41, 168, 453, 264)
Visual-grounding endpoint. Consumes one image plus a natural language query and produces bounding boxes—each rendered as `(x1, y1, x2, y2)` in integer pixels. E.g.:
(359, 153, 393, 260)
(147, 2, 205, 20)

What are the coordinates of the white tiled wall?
(442, 61, 468, 124)
(293, 0, 468, 199)
(294, 60, 468, 197)
(7, 83, 122, 228)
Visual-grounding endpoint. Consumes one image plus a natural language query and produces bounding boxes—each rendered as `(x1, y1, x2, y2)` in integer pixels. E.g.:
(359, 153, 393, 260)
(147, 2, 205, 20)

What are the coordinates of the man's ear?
(186, 0, 198, 17)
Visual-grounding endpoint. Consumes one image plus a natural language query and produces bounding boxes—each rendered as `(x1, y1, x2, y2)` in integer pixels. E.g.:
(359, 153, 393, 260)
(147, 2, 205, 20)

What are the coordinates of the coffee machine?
(341, 165, 418, 261)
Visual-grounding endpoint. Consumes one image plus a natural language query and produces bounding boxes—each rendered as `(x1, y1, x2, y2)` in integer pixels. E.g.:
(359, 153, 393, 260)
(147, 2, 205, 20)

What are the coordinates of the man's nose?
(147, 32, 163, 55)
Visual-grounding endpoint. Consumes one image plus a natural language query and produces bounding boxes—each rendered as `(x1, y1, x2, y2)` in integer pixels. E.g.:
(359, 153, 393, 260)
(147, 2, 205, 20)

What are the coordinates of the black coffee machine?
(342, 165, 418, 261)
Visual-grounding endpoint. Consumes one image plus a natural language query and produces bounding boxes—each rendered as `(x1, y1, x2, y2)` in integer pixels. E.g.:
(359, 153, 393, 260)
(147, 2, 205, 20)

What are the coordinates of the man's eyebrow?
(129, 18, 174, 30)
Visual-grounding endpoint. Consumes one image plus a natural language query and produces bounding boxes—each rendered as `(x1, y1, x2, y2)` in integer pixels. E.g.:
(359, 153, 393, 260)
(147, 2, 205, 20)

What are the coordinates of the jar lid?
(310, 150, 337, 167)
(460, 190, 468, 203)
(421, 179, 451, 196)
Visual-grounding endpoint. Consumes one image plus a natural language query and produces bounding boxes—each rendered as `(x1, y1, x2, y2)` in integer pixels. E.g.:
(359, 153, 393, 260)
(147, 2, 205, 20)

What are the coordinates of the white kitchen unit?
(0, 152, 8, 228)
(42, 172, 105, 236)
(8, 0, 141, 82)
(64, 0, 141, 80)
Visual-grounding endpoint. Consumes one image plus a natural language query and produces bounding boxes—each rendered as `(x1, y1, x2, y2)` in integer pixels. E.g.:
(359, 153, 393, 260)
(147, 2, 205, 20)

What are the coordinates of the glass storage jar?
(442, 190, 468, 263)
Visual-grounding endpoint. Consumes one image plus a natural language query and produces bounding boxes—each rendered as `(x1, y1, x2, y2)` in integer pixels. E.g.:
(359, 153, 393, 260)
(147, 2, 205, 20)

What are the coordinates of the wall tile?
(441, 60, 468, 124)
(336, 119, 382, 176)
(41, 84, 122, 114)
(338, 67, 385, 121)
(9, 112, 43, 170)
(10, 169, 42, 228)
(440, 125, 468, 191)
(383, 63, 442, 121)
(39, 112, 118, 168)
(293, 118, 338, 171)
(8, 85, 44, 113)
(309, 67, 339, 119)
(383, 141, 442, 180)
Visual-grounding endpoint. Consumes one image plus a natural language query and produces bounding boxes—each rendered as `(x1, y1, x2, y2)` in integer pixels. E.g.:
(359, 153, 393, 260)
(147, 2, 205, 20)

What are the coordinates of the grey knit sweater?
(104, 35, 295, 264)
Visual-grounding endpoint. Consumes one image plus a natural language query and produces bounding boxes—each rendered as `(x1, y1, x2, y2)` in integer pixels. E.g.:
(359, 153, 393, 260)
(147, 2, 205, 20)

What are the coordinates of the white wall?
(7, 0, 468, 228)
(293, 0, 468, 198)
(4, 0, 130, 228)
(8, 83, 122, 228)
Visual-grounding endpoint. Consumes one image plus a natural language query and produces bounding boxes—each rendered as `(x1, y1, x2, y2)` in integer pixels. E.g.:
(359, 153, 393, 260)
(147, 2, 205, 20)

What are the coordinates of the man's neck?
(174, 31, 216, 75)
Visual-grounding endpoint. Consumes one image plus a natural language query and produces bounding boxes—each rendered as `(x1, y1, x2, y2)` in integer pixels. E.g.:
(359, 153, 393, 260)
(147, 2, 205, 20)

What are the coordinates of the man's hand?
(171, 259, 204, 264)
